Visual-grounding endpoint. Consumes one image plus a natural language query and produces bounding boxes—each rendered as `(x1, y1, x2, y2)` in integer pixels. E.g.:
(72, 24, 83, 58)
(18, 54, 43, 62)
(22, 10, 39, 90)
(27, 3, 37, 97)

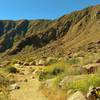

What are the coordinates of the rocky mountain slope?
(0, 4, 100, 59)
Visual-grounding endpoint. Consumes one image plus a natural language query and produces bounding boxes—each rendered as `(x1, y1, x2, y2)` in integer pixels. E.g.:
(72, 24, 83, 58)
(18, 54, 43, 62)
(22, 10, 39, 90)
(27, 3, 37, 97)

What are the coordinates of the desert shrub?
(52, 67, 63, 75)
(39, 71, 49, 81)
(38, 61, 83, 81)
(67, 58, 80, 65)
(39, 68, 64, 81)
(6, 67, 18, 73)
(39, 62, 65, 81)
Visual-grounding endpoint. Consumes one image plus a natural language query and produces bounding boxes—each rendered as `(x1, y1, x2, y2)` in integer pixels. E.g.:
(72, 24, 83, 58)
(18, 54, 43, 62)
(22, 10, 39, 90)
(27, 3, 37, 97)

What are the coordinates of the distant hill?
(0, 4, 100, 60)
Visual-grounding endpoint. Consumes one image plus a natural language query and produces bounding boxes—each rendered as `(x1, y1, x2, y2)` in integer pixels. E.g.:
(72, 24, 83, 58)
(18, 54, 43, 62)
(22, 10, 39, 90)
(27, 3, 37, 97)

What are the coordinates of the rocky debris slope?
(0, 5, 100, 58)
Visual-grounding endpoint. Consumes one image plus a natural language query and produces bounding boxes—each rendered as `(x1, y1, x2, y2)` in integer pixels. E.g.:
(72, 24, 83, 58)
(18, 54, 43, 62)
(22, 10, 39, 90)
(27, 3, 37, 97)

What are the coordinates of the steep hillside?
(0, 4, 100, 60)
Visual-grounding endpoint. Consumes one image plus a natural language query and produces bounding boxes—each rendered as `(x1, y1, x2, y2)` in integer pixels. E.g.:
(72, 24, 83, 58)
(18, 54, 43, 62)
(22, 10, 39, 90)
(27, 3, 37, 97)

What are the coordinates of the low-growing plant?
(38, 61, 84, 81)
(6, 66, 18, 73)
(67, 58, 80, 65)
(38, 62, 66, 81)
(64, 74, 100, 92)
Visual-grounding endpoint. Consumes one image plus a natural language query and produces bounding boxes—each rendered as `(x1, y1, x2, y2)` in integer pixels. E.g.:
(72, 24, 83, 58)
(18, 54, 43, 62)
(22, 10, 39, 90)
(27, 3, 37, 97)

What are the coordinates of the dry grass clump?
(41, 86, 67, 100)
(0, 74, 10, 100)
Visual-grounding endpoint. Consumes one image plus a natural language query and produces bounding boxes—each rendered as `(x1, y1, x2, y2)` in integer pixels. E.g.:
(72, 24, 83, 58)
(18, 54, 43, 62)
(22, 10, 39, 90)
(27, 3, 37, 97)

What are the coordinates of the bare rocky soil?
(10, 66, 47, 100)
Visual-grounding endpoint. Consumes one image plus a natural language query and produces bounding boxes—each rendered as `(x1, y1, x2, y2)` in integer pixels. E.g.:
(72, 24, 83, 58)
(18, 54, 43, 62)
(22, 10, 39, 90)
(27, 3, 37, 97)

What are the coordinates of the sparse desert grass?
(66, 57, 80, 65)
(40, 73, 100, 100)
(39, 52, 100, 100)
(38, 61, 68, 81)
(63, 74, 100, 92)
(38, 60, 84, 81)
(0, 74, 10, 100)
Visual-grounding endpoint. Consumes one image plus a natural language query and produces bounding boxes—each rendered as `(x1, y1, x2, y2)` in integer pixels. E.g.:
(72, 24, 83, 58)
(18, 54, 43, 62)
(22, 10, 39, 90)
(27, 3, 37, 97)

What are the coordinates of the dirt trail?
(10, 67, 47, 100)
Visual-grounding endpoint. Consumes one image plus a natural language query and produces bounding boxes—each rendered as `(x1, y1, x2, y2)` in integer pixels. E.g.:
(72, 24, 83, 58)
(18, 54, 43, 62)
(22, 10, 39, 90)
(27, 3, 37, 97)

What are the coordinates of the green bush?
(6, 67, 18, 73)
(52, 67, 63, 75)
(39, 71, 49, 81)
(39, 64, 64, 81)
(38, 61, 83, 81)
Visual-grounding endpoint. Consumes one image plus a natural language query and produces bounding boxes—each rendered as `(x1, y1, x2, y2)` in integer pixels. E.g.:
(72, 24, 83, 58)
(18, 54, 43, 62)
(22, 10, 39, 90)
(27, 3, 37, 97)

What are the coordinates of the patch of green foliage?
(67, 58, 80, 65)
(38, 61, 83, 81)
(39, 68, 64, 81)
(64, 74, 100, 92)
(6, 66, 18, 73)
(39, 62, 66, 81)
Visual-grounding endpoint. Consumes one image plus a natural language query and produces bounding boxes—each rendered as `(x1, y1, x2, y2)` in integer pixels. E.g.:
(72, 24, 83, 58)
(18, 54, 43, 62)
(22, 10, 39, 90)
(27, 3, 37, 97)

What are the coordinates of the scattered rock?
(9, 83, 20, 91)
(31, 76, 35, 79)
(67, 89, 75, 96)
(29, 61, 35, 66)
(7, 74, 15, 78)
(14, 64, 20, 67)
(67, 91, 86, 100)
(96, 59, 100, 63)
(46, 57, 57, 65)
(18, 61, 24, 65)
(96, 87, 100, 98)
(23, 62, 30, 66)
(0, 64, 4, 68)
(19, 72, 25, 75)
(10, 79, 16, 84)
(24, 79, 28, 82)
(38, 59, 46, 66)
(82, 63, 100, 74)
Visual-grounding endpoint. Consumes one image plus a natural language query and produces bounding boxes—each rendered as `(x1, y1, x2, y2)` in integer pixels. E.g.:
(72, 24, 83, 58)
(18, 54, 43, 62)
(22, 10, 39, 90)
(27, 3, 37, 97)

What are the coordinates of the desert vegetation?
(0, 4, 100, 100)
(38, 50, 100, 100)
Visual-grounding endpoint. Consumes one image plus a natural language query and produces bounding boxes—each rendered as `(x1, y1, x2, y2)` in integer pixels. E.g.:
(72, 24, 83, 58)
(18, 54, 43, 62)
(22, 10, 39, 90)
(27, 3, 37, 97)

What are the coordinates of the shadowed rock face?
(0, 5, 100, 57)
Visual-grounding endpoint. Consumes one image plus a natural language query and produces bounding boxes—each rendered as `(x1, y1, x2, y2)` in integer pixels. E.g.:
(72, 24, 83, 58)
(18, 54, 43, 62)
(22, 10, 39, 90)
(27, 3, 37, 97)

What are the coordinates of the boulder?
(9, 83, 20, 91)
(23, 62, 30, 66)
(67, 91, 86, 100)
(96, 59, 100, 63)
(67, 89, 74, 96)
(87, 86, 100, 100)
(82, 63, 100, 74)
(38, 59, 46, 66)
(14, 64, 20, 67)
(95, 87, 100, 98)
